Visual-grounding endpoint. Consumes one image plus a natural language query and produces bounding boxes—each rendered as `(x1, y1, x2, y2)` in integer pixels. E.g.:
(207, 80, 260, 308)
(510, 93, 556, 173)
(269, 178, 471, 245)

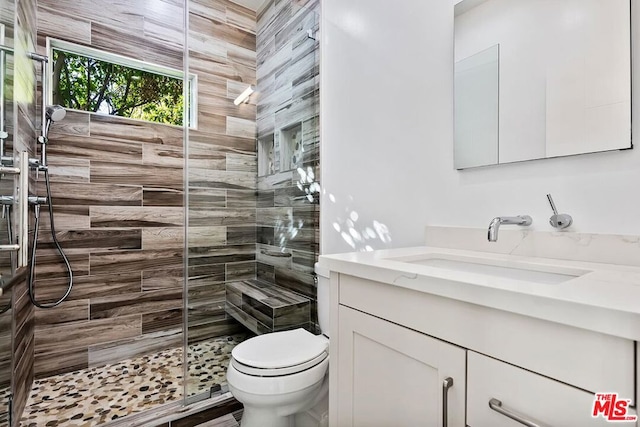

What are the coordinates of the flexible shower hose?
(0, 203, 14, 315)
(27, 168, 73, 308)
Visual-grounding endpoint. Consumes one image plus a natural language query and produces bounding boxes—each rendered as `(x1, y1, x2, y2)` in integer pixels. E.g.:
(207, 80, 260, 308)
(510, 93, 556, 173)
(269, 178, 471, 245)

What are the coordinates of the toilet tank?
(314, 262, 330, 337)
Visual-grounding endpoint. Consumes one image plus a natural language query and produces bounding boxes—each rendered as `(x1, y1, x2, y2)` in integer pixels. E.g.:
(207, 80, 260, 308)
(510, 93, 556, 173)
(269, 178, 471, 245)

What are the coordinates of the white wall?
(321, 0, 640, 255)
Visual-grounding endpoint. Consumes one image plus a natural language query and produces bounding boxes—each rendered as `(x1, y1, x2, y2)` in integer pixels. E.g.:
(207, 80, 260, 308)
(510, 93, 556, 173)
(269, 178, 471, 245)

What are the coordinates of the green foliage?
(52, 50, 184, 126)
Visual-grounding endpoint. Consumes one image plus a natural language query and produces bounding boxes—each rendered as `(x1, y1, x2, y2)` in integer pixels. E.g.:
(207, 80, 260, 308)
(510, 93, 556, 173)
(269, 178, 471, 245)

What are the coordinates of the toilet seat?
(231, 328, 329, 377)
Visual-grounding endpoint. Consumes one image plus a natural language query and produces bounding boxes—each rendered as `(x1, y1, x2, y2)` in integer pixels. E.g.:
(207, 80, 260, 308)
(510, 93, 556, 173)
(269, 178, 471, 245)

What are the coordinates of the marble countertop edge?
(319, 246, 640, 341)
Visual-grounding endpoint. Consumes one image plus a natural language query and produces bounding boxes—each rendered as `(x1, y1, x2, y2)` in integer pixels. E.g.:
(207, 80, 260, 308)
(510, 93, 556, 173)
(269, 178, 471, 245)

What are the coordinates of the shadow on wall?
(324, 189, 392, 252)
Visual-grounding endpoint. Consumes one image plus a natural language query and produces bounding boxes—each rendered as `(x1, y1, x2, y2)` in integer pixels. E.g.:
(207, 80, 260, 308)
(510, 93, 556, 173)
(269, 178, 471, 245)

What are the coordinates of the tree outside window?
(51, 49, 184, 126)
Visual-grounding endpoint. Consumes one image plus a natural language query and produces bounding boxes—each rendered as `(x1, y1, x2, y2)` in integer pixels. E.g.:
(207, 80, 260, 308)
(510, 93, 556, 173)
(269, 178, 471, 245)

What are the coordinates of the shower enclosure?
(0, 0, 319, 425)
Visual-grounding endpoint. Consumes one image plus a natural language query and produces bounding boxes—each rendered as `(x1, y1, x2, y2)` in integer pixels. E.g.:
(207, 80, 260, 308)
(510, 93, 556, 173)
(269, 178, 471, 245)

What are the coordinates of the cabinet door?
(467, 351, 638, 427)
(336, 306, 466, 427)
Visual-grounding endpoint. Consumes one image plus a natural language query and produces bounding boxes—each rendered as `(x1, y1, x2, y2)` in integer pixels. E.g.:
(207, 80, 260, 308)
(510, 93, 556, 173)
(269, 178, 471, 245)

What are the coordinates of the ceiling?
(229, 0, 270, 12)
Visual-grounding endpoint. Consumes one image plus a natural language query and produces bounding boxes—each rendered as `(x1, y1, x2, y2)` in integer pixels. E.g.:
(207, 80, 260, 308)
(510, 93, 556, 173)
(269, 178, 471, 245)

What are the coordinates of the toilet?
(226, 263, 331, 427)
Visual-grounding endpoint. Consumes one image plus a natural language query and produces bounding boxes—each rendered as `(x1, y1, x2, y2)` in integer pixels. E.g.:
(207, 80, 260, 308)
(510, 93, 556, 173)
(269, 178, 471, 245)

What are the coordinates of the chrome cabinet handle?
(442, 377, 454, 427)
(489, 398, 544, 427)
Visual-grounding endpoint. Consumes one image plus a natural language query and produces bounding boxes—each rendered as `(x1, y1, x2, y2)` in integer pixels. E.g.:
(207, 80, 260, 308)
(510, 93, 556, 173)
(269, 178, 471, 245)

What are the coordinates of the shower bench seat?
(225, 279, 312, 335)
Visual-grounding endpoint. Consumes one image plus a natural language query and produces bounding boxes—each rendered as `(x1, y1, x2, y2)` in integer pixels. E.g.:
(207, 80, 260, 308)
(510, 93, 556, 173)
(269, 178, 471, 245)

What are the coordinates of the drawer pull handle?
(442, 377, 453, 427)
(489, 398, 544, 427)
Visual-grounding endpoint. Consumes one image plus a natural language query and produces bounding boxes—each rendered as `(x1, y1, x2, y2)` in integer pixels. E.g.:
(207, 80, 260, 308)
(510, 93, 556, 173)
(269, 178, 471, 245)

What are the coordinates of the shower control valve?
(37, 135, 48, 144)
(28, 196, 48, 205)
(28, 158, 48, 172)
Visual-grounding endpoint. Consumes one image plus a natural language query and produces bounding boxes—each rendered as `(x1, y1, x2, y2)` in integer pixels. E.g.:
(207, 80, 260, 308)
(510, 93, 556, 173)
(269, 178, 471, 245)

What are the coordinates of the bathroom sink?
(388, 254, 589, 285)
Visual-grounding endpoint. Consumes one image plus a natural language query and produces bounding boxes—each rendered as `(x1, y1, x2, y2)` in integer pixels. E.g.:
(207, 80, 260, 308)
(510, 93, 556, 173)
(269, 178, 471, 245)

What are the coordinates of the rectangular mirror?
(454, 0, 632, 169)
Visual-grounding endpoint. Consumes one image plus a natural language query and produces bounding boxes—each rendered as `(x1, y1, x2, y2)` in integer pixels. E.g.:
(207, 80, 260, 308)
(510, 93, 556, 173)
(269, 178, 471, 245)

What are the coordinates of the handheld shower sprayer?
(27, 54, 73, 309)
(44, 105, 66, 137)
(38, 104, 66, 170)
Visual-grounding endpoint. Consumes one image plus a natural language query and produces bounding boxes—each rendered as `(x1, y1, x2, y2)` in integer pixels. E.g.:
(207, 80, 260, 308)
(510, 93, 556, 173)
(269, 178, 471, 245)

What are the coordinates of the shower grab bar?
(0, 45, 13, 54)
(18, 151, 28, 267)
(0, 166, 20, 174)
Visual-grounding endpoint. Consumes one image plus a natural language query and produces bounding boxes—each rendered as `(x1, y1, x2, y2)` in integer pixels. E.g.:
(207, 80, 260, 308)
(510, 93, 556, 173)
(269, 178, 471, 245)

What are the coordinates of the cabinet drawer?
(468, 351, 637, 427)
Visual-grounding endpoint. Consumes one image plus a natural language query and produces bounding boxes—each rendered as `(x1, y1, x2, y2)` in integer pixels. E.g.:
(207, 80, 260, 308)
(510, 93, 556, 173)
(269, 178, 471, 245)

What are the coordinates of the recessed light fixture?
(234, 85, 255, 105)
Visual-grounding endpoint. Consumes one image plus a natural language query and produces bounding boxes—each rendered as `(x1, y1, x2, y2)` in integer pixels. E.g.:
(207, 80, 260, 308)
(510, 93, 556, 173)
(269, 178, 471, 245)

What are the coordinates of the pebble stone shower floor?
(19, 334, 248, 427)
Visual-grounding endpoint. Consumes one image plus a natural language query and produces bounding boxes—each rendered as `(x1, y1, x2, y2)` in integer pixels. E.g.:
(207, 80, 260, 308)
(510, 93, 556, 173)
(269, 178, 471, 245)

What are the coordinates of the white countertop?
(319, 246, 640, 341)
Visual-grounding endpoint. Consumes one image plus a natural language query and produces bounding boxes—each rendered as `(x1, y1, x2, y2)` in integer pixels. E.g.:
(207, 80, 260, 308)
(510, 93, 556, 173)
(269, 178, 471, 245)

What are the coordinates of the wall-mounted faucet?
(487, 215, 532, 242)
(546, 194, 572, 230)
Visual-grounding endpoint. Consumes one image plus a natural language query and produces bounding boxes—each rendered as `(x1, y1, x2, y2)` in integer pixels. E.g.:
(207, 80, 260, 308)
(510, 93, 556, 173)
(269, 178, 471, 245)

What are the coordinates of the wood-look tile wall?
(255, 0, 320, 331)
(0, 3, 16, 424)
(29, 0, 261, 380)
(32, 0, 187, 379)
(186, 0, 258, 345)
(11, 0, 38, 422)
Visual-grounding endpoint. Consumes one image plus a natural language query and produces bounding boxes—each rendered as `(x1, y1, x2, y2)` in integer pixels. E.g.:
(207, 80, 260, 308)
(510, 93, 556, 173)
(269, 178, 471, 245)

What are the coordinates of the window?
(48, 39, 196, 128)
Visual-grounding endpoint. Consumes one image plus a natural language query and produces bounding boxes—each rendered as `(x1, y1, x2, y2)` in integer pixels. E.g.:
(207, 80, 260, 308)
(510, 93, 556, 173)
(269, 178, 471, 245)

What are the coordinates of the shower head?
(43, 105, 66, 139)
(46, 105, 66, 122)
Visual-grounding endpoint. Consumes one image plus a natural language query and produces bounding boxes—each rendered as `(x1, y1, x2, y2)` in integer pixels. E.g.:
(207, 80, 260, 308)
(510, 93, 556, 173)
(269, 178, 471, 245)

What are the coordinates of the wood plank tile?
(226, 116, 256, 139)
(37, 6, 91, 44)
(49, 183, 142, 206)
(188, 131, 255, 156)
(34, 348, 88, 378)
(45, 156, 90, 183)
(227, 189, 257, 208)
(46, 110, 90, 137)
(91, 161, 183, 190)
(37, 229, 142, 252)
(88, 328, 182, 367)
(34, 253, 89, 280)
(189, 208, 255, 227)
(226, 153, 257, 172)
(226, 261, 256, 281)
(189, 168, 255, 190)
(143, 188, 184, 207)
(188, 226, 226, 247)
(143, 144, 184, 168)
(90, 289, 182, 320)
(187, 188, 226, 208)
(90, 206, 183, 227)
(92, 22, 183, 70)
(35, 299, 89, 327)
(34, 315, 142, 357)
(91, 249, 183, 275)
(187, 263, 225, 287)
(89, 114, 183, 147)
(257, 262, 275, 284)
(142, 309, 183, 334)
(33, 272, 142, 301)
(188, 244, 255, 264)
(274, 266, 315, 299)
(227, 1, 257, 35)
(37, 0, 145, 28)
(142, 227, 185, 249)
(187, 315, 244, 344)
(143, 267, 183, 291)
(227, 226, 257, 245)
(256, 207, 292, 226)
(47, 134, 143, 164)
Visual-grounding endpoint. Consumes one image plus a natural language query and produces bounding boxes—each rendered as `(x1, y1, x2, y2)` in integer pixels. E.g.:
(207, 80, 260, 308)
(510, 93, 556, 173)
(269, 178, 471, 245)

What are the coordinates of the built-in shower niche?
(279, 122, 303, 172)
(258, 134, 275, 176)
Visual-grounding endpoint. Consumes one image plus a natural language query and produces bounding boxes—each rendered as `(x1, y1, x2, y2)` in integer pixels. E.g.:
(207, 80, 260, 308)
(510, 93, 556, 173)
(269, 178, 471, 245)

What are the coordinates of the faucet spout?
(487, 215, 532, 242)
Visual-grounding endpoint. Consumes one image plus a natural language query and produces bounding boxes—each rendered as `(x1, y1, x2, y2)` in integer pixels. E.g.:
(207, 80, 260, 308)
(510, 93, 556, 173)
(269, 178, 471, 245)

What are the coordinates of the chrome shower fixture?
(46, 104, 66, 122)
(44, 104, 66, 138)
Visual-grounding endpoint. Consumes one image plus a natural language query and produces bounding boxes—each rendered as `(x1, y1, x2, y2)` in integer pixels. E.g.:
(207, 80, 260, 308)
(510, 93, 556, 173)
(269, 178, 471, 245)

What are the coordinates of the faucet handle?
(546, 194, 572, 230)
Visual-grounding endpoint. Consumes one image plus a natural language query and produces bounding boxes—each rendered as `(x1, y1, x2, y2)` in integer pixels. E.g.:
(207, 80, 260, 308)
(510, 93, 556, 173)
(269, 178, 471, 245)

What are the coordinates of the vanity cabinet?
(336, 306, 466, 427)
(330, 273, 638, 427)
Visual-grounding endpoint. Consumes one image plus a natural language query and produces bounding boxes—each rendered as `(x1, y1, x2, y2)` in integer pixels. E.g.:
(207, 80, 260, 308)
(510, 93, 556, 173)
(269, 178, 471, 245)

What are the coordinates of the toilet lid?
(232, 328, 329, 369)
